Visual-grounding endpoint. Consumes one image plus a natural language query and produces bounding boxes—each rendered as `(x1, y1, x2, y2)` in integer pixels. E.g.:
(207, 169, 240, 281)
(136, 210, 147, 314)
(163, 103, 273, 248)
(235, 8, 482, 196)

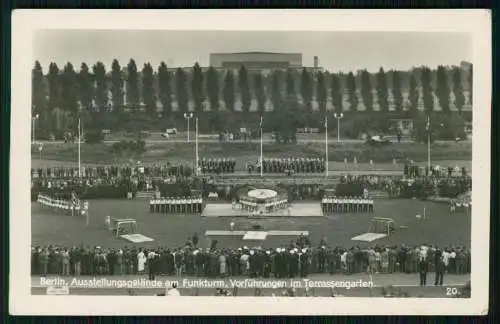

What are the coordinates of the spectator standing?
(434, 251, 445, 286)
(418, 256, 429, 286)
(192, 233, 199, 248)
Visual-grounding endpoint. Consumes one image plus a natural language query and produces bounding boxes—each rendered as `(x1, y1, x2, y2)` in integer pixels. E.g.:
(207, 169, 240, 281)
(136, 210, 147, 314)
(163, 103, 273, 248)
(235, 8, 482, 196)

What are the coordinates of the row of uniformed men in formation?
(254, 158, 326, 174)
(149, 197, 204, 214)
(321, 197, 374, 213)
(237, 198, 289, 212)
(201, 158, 237, 174)
(449, 198, 472, 213)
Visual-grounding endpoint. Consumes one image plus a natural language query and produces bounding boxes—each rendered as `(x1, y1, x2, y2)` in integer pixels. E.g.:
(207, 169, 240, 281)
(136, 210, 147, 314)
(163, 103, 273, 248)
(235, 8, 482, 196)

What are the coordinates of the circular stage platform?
(247, 189, 278, 201)
(238, 186, 289, 214)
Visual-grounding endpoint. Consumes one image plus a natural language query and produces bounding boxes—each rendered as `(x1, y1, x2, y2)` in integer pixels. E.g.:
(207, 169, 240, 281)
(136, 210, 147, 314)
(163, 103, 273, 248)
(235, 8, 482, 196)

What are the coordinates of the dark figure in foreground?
(418, 257, 429, 286)
(434, 251, 445, 286)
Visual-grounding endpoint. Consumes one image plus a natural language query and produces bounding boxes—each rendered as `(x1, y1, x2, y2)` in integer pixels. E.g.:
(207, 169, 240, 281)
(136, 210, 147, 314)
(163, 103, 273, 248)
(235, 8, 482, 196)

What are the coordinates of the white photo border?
(10, 9, 491, 315)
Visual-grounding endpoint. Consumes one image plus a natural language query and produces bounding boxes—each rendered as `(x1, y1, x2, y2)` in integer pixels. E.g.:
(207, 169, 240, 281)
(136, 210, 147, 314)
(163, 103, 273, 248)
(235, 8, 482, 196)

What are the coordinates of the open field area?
(32, 198, 471, 249)
(31, 140, 472, 170)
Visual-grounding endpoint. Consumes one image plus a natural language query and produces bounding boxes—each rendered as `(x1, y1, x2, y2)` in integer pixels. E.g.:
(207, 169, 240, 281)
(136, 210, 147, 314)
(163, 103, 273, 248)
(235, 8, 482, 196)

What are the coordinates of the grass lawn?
(32, 198, 471, 249)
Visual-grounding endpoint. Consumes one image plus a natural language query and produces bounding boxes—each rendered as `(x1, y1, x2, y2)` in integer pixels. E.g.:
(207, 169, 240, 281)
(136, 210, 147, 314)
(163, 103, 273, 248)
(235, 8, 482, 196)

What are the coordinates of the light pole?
(32, 114, 39, 144)
(260, 116, 263, 178)
(195, 116, 199, 176)
(427, 117, 444, 172)
(334, 112, 344, 142)
(78, 118, 82, 178)
(38, 143, 43, 160)
(325, 116, 329, 177)
(184, 112, 194, 143)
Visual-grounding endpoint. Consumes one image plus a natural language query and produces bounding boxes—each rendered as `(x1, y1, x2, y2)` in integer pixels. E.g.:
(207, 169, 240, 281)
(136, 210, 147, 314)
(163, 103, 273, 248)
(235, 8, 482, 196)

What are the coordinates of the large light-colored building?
(162, 52, 322, 75)
(209, 52, 303, 70)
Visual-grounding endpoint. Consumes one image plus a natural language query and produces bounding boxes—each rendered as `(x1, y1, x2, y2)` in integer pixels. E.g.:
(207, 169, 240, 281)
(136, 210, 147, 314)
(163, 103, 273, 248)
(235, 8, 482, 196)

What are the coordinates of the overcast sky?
(34, 30, 472, 73)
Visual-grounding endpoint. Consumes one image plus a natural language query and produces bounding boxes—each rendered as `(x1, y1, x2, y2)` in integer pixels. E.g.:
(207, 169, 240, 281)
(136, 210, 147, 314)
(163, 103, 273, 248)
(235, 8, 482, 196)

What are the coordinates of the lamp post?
(427, 117, 444, 172)
(78, 117, 82, 178)
(334, 112, 344, 142)
(38, 143, 43, 160)
(195, 116, 199, 176)
(184, 112, 194, 143)
(32, 114, 39, 144)
(325, 116, 329, 177)
(260, 116, 263, 178)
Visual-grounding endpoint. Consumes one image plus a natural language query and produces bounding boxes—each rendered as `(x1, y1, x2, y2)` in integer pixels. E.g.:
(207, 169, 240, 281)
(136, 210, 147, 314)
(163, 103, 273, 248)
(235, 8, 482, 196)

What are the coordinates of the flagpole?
(195, 116, 199, 176)
(427, 115, 431, 171)
(260, 115, 263, 178)
(78, 118, 81, 178)
(325, 116, 328, 177)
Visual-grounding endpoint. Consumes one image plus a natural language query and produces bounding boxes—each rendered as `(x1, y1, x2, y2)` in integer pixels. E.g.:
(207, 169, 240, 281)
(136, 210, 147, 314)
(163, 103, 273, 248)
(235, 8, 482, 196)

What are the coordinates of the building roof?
(210, 51, 302, 56)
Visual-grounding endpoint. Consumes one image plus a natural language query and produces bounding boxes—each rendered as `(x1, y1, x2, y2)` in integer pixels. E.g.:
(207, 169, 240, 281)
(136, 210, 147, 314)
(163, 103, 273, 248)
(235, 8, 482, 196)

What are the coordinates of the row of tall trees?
(32, 60, 472, 135)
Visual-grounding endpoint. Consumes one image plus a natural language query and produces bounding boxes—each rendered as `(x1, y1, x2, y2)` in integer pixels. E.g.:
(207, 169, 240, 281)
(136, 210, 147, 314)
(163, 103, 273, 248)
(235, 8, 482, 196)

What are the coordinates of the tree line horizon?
(31, 59, 472, 136)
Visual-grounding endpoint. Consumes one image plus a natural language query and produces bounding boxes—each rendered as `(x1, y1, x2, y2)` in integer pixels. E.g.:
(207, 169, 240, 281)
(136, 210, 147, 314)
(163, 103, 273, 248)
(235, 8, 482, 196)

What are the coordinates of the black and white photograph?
(10, 10, 491, 315)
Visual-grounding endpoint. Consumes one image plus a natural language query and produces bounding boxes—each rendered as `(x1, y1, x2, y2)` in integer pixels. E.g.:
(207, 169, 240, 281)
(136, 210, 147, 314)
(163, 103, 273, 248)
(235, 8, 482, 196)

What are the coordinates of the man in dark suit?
(434, 251, 445, 286)
(418, 256, 429, 286)
(192, 233, 199, 248)
(148, 251, 157, 281)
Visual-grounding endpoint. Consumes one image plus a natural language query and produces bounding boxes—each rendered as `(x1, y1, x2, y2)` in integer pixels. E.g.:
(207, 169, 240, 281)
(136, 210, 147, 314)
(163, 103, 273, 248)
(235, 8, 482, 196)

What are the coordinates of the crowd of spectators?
(339, 174, 398, 192)
(31, 238, 470, 279)
(339, 173, 471, 199)
(31, 164, 193, 180)
(31, 164, 196, 200)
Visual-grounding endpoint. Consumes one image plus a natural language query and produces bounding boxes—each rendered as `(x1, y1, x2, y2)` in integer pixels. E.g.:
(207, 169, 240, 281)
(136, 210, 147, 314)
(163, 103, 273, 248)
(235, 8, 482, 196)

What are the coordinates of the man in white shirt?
(166, 197, 171, 214)
(187, 197, 192, 214)
(161, 198, 167, 213)
(176, 198, 182, 213)
(181, 197, 187, 213)
(449, 250, 457, 273)
(450, 201, 456, 213)
(442, 250, 450, 271)
(340, 251, 347, 271)
(150, 199, 155, 213)
(171, 198, 176, 213)
(240, 253, 250, 275)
